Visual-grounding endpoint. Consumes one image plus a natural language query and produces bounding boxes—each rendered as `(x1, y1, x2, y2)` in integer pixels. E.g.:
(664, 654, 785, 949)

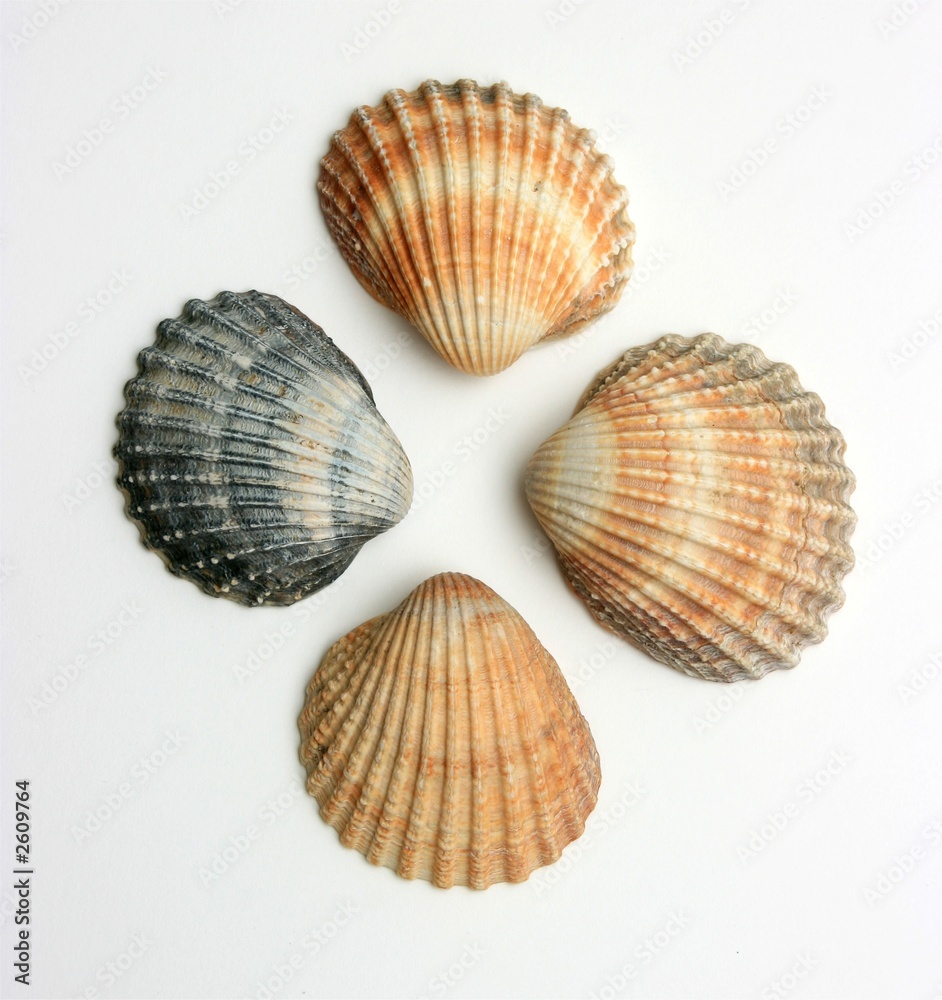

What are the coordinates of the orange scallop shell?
(298, 572, 601, 888)
(318, 79, 635, 376)
(526, 334, 857, 682)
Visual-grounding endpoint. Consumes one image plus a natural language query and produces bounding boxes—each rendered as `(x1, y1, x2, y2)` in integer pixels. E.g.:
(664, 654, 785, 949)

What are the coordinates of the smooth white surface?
(2, 1, 941, 997)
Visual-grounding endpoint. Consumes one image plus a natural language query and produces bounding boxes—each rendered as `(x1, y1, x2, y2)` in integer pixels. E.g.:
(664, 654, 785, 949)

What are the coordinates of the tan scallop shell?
(298, 572, 601, 889)
(525, 334, 857, 682)
(318, 79, 635, 376)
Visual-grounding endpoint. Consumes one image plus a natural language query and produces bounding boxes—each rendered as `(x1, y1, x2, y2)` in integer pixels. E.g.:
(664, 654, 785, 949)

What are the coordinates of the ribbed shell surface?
(298, 572, 601, 889)
(526, 334, 857, 682)
(318, 79, 636, 376)
(115, 291, 413, 606)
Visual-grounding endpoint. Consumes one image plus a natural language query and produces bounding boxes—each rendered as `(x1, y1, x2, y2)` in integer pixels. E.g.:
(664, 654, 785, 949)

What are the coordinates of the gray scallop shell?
(114, 291, 413, 606)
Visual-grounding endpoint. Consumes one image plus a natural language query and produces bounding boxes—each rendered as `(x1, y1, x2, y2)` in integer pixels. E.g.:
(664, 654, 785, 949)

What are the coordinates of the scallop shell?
(114, 291, 413, 606)
(318, 79, 635, 376)
(525, 334, 857, 682)
(298, 572, 601, 889)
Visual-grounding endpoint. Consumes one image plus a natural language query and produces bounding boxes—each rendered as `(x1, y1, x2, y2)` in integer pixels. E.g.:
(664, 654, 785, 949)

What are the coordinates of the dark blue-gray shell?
(114, 291, 413, 606)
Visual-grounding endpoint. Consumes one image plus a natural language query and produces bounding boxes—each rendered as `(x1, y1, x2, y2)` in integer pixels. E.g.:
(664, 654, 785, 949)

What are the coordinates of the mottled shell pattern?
(115, 291, 413, 606)
(526, 334, 857, 682)
(298, 572, 601, 889)
(318, 79, 636, 376)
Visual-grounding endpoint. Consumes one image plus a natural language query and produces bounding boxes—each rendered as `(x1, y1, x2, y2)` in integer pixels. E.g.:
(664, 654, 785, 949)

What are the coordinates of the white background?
(2, 1, 941, 998)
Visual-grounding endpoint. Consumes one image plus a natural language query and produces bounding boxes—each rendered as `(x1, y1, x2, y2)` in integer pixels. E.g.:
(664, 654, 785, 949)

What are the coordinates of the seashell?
(525, 334, 857, 682)
(298, 572, 601, 889)
(318, 79, 635, 376)
(114, 291, 413, 607)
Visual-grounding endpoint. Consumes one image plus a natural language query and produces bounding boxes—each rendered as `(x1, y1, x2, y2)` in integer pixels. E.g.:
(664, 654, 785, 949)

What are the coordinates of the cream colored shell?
(298, 572, 601, 888)
(526, 334, 857, 682)
(318, 79, 635, 376)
